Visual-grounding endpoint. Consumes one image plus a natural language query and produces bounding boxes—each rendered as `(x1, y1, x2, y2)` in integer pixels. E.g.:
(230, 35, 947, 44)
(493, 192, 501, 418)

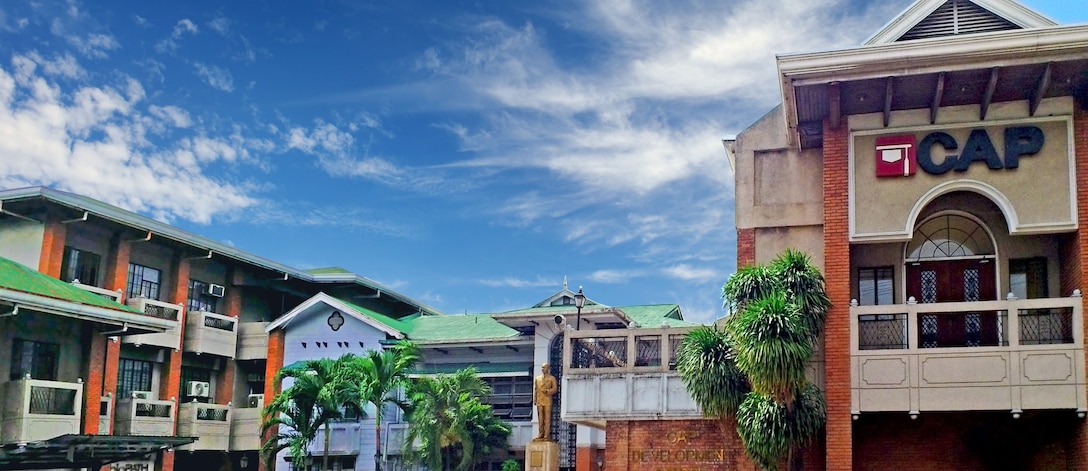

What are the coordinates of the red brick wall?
(158, 256, 190, 471)
(822, 117, 852, 471)
(604, 420, 756, 471)
(38, 217, 65, 277)
(216, 268, 243, 405)
(260, 329, 286, 471)
(1072, 105, 1088, 470)
(80, 326, 107, 434)
(737, 228, 756, 268)
(101, 235, 131, 434)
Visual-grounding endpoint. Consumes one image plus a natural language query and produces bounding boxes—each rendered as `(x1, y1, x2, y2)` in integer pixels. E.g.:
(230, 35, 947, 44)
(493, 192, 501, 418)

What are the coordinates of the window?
(187, 279, 219, 313)
(117, 358, 153, 398)
(858, 267, 894, 305)
(11, 339, 59, 381)
(1010, 257, 1047, 299)
(60, 247, 102, 286)
(127, 263, 162, 300)
(483, 376, 533, 420)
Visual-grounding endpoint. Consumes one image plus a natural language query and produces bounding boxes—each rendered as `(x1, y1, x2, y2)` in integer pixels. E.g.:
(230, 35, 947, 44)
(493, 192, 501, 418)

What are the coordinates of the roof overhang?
(0, 287, 172, 335)
(777, 25, 1088, 148)
(0, 435, 194, 470)
(0, 187, 444, 317)
(491, 307, 635, 330)
(266, 292, 406, 339)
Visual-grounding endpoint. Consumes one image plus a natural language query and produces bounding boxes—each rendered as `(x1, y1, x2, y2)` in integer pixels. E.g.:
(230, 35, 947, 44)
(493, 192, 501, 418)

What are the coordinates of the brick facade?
(821, 118, 852, 471)
(736, 228, 756, 268)
(604, 420, 756, 471)
(1072, 105, 1088, 470)
(157, 255, 190, 471)
(260, 329, 287, 471)
(37, 216, 65, 278)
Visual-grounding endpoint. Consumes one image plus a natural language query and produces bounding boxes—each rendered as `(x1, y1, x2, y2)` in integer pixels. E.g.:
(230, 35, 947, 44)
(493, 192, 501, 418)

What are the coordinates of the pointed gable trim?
(531, 288, 607, 309)
(265, 292, 406, 339)
(864, 0, 1056, 45)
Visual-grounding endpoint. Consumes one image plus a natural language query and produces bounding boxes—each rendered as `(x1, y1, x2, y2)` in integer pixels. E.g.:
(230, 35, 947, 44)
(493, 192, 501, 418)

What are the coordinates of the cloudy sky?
(0, 0, 1083, 323)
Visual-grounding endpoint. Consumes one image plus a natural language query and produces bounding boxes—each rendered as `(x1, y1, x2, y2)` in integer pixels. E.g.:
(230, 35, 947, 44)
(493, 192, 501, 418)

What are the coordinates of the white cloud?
(192, 62, 234, 92)
(0, 54, 259, 224)
(156, 19, 199, 53)
(208, 17, 230, 35)
(147, 105, 191, 128)
(662, 264, 720, 282)
(65, 31, 119, 59)
(587, 269, 642, 284)
(479, 276, 558, 288)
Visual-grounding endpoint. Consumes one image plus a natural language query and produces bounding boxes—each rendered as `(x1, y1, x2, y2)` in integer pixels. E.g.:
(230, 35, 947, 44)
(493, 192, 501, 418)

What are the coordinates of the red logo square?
(875, 135, 917, 177)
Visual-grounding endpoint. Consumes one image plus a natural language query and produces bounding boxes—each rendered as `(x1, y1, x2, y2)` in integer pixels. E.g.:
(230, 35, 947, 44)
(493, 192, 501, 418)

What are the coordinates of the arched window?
(906, 214, 994, 260)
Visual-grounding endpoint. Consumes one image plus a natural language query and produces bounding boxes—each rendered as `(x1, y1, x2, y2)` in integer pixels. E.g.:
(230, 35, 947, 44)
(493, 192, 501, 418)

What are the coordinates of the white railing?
(114, 397, 176, 436)
(0, 377, 84, 444)
(229, 406, 262, 451)
(72, 281, 123, 303)
(236, 321, 270, 360)
(307, 420, 362, 456)
(99, 395, 113, 435)
(851, 294, 1087, 415)
(122, 298, 183, 350)
(177, 402, 232, 450)
(184, 311, 238, 358)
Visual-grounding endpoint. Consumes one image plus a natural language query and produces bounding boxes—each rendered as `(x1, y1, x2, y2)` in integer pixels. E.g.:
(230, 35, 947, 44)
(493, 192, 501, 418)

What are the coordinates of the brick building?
(730, 0, 1088, 468)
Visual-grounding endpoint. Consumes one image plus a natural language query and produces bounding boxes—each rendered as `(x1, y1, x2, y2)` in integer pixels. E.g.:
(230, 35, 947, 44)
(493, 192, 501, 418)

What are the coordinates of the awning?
(0, 435, 195, 470)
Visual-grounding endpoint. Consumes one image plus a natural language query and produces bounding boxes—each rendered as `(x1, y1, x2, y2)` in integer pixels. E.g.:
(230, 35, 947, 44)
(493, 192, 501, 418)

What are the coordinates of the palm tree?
(349, 341, 420, 471)
(262, 355, 364, 471)
(459, 399, 512, 469)
(679, 249, 829, 471)
(261, 357, 344, 471)
(402, 368, 492, 471)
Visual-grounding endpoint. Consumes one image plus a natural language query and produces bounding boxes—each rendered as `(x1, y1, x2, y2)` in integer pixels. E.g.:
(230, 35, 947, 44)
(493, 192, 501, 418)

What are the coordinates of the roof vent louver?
(898, 0, 1020, 41)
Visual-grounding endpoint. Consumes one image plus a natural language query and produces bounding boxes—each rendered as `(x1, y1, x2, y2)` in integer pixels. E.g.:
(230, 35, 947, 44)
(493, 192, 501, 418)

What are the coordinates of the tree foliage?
(402, 367, 510, 471)
(680, 248, 830, 471)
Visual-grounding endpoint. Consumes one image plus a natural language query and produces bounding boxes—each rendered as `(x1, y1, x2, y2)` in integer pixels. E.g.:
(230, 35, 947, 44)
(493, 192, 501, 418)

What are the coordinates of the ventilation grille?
(899, 0, 1020, 41)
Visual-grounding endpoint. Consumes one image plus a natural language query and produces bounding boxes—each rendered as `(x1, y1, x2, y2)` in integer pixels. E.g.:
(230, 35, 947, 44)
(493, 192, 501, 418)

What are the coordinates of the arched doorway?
(548, 334, 576, 471)
(905, 212, 1000, 347)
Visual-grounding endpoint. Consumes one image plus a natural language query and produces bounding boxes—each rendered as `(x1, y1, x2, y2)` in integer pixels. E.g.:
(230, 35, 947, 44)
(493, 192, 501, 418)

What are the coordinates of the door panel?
(907, 259, 998, 348)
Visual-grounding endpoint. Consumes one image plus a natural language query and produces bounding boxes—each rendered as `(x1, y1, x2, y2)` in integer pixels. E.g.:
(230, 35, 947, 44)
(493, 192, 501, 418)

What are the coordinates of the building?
(0, 186, 696, 471)
(731, 0, 1088, 468)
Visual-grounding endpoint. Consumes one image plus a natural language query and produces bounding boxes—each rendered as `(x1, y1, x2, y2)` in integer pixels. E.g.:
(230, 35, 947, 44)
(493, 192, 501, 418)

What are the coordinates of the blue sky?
(0, 0, 1083, 324)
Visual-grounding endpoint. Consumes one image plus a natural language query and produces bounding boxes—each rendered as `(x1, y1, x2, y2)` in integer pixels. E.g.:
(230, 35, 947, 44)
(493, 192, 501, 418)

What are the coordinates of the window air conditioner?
(248, 393, 264, 409)
(187, 381, 211, 398)
(205, 283, 226, 298)
(132, 391, 153, 400)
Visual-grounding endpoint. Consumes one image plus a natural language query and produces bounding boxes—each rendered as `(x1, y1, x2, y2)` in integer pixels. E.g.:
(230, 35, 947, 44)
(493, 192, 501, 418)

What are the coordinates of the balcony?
(0, 377, 84, 444)
(114, 397, 175, 436)
(229, 406, 262, 451)
(72, 281, 123, 303)
(122, 298, 183, 350)
(236, 321, 270, 360)
(184, 311, 238, 358)
(851, 294, 1087, 415)
(307, 420, 362, 456)
(561, 328, 701, 428)
(177, 402, 232, 451)
(99, 396, 112, 435)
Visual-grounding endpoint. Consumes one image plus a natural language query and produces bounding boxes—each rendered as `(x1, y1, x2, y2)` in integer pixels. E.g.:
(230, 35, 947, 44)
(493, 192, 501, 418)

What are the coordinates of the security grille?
(858, 314, 908, 350)
(1020, 308, 1074, 345)
(29, 386, 76, 415)
(549, 334, 576, 470)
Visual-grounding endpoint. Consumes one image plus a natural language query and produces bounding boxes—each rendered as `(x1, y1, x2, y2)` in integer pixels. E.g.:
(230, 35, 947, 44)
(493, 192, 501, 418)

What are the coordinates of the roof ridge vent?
(898, 0, 1020, 41)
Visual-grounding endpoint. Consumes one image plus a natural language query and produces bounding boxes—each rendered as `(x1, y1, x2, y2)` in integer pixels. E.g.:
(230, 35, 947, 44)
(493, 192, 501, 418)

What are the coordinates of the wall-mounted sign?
(876, 126, 1044, 177)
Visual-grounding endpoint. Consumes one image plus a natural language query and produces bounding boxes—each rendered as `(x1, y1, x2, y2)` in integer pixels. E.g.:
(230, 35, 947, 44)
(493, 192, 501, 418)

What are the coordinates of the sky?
(0, 0, 1084, 324)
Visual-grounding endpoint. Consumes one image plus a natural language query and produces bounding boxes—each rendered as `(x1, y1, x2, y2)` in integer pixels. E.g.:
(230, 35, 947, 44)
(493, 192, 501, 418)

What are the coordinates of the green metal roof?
(330, 296, 413, 333)
(620, 304, 699, 327)
(0, 256, 140, 314)
(305, 267, 352, 275)
(401, 314, 521, 342)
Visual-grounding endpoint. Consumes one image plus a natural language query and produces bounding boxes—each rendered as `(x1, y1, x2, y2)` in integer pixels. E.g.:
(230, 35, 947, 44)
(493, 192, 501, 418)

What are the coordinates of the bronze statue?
(534, 362, 558, 441)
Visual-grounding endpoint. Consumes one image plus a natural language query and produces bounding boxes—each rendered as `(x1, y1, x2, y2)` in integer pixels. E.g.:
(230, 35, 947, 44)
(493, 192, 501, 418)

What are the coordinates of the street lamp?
(574, 287, 586, 330)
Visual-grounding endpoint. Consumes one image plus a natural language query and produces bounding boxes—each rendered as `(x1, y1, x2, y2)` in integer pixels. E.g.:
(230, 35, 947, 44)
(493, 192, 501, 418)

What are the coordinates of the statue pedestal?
(525, 440, 559, 471)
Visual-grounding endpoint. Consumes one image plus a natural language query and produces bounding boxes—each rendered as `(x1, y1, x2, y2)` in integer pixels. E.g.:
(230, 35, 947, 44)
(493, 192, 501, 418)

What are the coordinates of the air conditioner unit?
(205, 283, 226, 298)
(187, 381, 211, 398)
(247, 393, 264, 409)
(131, 390, 153, 400)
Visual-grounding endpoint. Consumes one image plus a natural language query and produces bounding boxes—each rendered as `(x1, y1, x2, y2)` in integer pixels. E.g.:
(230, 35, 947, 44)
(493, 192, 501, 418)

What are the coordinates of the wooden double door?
(907, 259, 999, 347)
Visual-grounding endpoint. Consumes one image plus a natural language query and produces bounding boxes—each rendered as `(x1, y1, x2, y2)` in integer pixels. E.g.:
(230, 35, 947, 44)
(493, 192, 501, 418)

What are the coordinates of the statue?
(534, 362, 558, 441)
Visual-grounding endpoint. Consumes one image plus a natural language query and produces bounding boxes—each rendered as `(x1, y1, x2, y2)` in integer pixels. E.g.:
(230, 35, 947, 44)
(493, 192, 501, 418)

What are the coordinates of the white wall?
(0, 219, 43, 269)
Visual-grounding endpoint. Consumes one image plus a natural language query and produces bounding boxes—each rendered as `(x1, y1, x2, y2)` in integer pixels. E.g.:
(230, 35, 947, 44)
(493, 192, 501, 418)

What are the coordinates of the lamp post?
(574, 287, 586, 330)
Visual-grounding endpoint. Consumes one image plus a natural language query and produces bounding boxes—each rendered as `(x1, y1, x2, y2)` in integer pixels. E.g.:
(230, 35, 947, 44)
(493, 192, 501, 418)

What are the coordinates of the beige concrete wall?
(734, 106, 824, 231)
(189, 259, 227, 287)
(754, 225, 825, 270)
(0, 219, 43, 269)
(0, 312, 84, 382)
(849, 99, 1076, 241)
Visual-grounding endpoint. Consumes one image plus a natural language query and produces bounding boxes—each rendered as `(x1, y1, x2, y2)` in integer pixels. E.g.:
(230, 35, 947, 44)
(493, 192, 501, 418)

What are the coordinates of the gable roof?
(0, 186, 444, 317)
(864, 0, 1056, 45)
(266, 292, 409, 338)
(531, 287, 606, 309)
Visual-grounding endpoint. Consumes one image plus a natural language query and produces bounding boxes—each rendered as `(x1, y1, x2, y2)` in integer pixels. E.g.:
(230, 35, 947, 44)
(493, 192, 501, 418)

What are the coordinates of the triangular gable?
(531, 288, 607, 309)
(266, 292, 406, 339)
(864, 0, 1056, 45)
